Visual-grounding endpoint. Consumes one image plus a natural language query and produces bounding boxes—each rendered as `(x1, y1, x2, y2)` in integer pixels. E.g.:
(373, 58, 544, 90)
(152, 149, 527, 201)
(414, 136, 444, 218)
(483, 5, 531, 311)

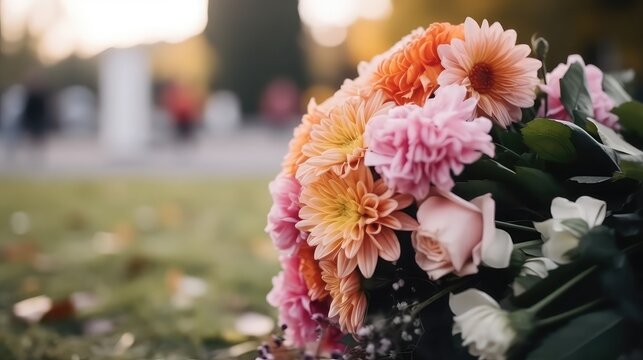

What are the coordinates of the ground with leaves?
(0, 177, 279, 359)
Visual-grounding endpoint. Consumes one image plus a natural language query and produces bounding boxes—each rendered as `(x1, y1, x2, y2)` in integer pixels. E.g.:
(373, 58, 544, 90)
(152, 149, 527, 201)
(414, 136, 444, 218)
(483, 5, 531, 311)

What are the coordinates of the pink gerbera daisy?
(437, 17, 541, 127)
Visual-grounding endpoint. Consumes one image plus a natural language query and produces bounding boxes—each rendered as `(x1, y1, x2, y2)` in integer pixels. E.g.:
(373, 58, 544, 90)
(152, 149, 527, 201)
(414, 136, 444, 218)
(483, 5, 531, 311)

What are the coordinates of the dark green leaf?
(612, 101, 643, 138)
(560, 61, 594, 126)
(561, 120, 621, 174)
(521, 119, 576, 163)
(514, 166, 566, 206)
(513, 275, 543, 295)
(577, 226, 618, 265)
(526, 310, 626, 360)
(520, 244, 544, 258)
(453, 180, 519, 206)
(602, 73, 632, 106)
(497, 130, 529, 154)
(561, 218, 590, 238)
(459, 158, 517, 182)
(568, 176, 612, 184)
(614, 159, 643, 181)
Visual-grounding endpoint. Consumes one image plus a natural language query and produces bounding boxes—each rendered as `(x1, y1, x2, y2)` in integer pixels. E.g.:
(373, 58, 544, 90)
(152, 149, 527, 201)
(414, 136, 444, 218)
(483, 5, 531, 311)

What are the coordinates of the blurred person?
(20, 72, 53, 145)
(258, 78, 300, 126)
(161, 80, 202, 142)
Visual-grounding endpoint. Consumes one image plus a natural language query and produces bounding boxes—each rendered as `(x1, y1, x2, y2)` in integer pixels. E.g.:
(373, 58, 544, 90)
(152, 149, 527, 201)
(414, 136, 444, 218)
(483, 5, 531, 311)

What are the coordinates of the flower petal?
(550, 197, 582, 220)
(575, 196, 606, 228)
(542, 230, 579, 264)
(449, 289, 499, 316)
(481, 229, 513, 269)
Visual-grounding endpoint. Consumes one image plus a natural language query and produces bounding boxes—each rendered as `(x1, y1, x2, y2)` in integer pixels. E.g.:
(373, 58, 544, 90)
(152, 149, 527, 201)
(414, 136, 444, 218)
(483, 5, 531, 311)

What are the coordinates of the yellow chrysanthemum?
(297, 164, 418, 279)
(296, 91, 393, 185)
(281, 99, 326, 176)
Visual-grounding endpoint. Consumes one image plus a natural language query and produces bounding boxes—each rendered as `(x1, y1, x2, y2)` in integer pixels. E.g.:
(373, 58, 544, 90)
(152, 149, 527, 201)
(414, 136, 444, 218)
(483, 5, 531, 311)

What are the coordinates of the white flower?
(512, 257, 558, 296)
(534, 196, 606, 264)
(450, 289, 516, 360)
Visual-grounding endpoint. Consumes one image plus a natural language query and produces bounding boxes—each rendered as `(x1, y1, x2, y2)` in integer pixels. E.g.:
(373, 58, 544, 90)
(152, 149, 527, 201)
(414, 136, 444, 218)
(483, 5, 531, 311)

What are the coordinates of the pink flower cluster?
(265, 175, 303, 253)
(266, 255, 318, 347)
(364, 84, 495, 201)
(539, 54, 619, 130)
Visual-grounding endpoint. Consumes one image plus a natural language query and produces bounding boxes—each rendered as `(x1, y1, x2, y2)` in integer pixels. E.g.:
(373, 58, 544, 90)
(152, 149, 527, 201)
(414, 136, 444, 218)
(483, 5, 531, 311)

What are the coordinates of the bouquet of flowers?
(263, 17, 643, 360)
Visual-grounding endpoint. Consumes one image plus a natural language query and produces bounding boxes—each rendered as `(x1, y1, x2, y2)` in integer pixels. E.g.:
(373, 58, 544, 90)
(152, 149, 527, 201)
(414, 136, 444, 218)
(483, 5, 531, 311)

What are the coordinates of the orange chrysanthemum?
(297, 164, 418, 279)
(296, 91, 393, 185)
(319, 259, 367, 334)
(373, 22, 464, 106)
(281, 99, 326, 176)
(298, 242, 329, 301)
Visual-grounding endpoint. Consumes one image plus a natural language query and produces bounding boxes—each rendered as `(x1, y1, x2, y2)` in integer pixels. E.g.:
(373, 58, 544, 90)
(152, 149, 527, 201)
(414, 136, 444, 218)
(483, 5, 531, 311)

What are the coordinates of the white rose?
(450, 289, 516, 360)
(512, 257, 558, 296)
(534, 196, 606, 264)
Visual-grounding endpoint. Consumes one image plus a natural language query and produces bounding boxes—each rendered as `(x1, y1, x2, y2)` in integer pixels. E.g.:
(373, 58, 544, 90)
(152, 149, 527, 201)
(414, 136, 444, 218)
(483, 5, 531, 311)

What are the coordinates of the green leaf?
(453, 179, 519, 206)
(514, 166, 566, 206)
(602, 73, 632, 106)
(612, 101, 643, 138)
(614, 159, 643, 181)
(560, 62, 594, 126)
(561, 218, 590, 238)
(460, 158, 517, 182)
(513, 275, 544, 295)
(561, 120, 621, 174)
(526, 310, 626, 360)
(568, 176, 612, 184)
(521, 119, 576, 163)
(577, 226, 618, 265)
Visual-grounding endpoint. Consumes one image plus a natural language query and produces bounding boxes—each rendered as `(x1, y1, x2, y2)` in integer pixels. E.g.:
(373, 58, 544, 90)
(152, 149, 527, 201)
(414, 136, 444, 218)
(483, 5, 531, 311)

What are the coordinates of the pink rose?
(266, 174, 304, 253)
(538, 54, 619, 130)
(412, 191, 512, 280)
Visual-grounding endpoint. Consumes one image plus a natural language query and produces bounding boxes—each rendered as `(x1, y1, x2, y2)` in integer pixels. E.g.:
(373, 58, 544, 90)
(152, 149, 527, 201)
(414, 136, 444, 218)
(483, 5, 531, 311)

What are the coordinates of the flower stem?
(410, 280, 472, 319)
(536, 298, 603, 327)
(495, 221, 539, 233)
(494, 143, 523, 160)
(513, 239, 543, 249)
(528, 266, 596, 314)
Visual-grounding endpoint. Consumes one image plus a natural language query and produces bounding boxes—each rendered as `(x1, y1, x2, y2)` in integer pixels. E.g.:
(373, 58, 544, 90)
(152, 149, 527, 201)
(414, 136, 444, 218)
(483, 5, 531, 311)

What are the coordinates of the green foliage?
(560, 61, 594, 127)
(602, 75, 632, 108)
(521, 119, 576, 163)
(613, 101, 643, 139)
(525, 310, 626, 360)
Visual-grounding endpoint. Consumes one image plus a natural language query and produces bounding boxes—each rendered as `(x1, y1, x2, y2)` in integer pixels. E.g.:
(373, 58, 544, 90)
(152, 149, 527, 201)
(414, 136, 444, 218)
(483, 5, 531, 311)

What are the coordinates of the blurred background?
(0, 0, 642, 358)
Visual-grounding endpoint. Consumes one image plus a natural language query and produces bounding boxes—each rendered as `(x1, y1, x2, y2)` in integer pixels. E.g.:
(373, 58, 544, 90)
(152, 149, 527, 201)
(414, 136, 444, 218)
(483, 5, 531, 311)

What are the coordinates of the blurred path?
(0, 126, 291, 177)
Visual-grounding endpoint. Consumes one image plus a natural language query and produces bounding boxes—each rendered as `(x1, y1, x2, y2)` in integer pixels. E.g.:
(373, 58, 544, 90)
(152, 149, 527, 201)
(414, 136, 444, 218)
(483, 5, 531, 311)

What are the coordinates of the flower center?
(469, 63, 494, 93)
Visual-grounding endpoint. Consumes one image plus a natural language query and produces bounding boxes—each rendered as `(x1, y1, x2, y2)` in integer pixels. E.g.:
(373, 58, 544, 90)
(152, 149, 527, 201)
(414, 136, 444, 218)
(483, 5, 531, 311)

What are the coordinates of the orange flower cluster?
(373, 22, 464, 105)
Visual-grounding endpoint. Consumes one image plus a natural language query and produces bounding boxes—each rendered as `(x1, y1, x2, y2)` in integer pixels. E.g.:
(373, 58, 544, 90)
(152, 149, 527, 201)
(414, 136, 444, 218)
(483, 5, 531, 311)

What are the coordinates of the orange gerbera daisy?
(319, 259, 367, 334)
(373, 22, 464, 106)
(297, 164, 418, 278)
(296, 91, 393, 185)
(437, 18, 541, 127)
(281, 99, 326, 176)
(298, 242, 329, 301)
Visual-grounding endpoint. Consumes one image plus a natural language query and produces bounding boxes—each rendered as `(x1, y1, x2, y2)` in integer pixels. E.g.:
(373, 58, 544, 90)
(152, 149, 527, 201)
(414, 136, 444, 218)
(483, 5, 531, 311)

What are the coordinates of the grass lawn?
(0, 177, 280, 359)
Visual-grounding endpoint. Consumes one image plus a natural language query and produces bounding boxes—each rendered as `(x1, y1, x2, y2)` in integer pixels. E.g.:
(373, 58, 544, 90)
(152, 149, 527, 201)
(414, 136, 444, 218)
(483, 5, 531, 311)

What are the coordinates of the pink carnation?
(266, 174, 304, 253)
(539, 54, 619, 130)
(364, 84, 495, 201)
(267, 254, 319, 347)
